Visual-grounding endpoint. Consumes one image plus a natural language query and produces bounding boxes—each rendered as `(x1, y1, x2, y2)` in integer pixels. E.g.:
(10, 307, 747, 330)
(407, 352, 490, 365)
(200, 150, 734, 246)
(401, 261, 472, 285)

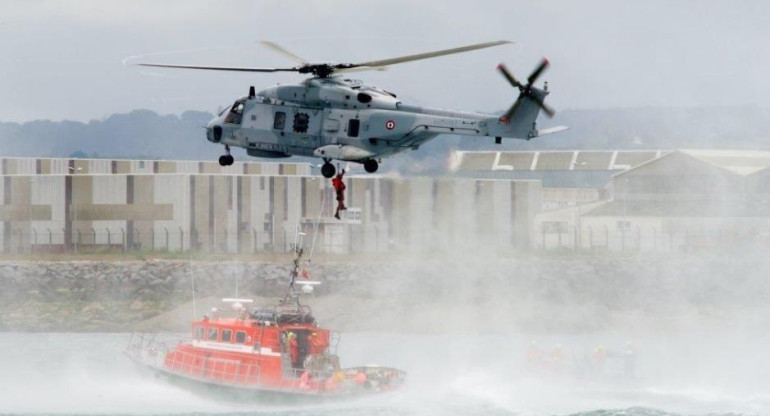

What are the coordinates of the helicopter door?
(244, 104, 287, 154)
(321, 109, 345, 145)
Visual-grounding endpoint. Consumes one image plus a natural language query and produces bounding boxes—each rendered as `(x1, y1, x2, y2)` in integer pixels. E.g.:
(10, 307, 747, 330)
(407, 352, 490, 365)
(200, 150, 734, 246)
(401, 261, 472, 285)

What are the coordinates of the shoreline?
(1, 252, 767, 333)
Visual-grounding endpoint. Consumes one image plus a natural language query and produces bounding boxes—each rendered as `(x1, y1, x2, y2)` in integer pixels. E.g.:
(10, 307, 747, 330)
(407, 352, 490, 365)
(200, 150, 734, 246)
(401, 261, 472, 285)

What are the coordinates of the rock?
(81, 302, 105, 315)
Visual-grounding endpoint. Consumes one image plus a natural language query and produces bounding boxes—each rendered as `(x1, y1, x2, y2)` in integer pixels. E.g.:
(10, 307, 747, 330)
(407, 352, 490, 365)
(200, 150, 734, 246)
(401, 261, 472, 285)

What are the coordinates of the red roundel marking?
(385, 120, 396, 130)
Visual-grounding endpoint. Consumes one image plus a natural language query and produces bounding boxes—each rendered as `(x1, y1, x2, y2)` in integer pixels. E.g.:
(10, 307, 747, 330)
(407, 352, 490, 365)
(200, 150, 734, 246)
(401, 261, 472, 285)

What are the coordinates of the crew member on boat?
(308, 332, 324, 354)
(288, 332, 299, 368)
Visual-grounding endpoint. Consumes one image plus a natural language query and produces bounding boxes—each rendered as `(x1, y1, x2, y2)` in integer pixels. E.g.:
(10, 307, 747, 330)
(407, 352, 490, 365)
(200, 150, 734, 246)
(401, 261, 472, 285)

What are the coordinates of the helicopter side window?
(273, 112, 286, 130)
(348, 119, 360, 137)
(293, 113, 310, 133)
(224, 101, 245, 124)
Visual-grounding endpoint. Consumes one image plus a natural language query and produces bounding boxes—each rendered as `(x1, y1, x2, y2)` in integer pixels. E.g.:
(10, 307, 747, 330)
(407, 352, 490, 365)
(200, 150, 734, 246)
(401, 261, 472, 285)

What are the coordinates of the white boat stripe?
(191, 340, 282, 357)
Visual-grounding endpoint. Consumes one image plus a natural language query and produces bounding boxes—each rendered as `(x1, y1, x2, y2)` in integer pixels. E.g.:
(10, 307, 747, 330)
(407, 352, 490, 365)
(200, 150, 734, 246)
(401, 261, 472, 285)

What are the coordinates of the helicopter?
(137, 40, 567, 178)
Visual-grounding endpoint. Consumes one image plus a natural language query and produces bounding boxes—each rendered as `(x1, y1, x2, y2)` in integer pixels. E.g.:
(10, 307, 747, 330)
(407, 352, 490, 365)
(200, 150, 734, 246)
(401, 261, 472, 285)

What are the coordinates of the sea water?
(0, 332, 767, 415)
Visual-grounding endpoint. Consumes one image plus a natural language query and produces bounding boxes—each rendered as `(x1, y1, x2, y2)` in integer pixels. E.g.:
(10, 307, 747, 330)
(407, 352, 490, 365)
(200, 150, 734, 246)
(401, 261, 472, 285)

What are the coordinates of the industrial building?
(450, 149, 664, 209)
(4, 149, 767, 255)
(533, 150, 770, 251)
(451, 149, 770, 251)
(0, 157, 541, 254)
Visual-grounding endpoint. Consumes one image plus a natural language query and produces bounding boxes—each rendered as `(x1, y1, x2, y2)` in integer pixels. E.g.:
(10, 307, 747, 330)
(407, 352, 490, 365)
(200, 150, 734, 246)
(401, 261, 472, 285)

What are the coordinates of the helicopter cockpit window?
(224, 100, 245, 124)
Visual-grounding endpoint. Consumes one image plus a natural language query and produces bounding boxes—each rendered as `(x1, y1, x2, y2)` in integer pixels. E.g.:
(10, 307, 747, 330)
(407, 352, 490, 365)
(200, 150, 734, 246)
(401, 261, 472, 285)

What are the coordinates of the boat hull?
(127, 352, 400, 404)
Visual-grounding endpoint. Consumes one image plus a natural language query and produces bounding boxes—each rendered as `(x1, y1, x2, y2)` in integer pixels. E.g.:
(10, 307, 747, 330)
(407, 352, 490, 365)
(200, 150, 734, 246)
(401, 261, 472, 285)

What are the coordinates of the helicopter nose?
(206, 120, 223, 143)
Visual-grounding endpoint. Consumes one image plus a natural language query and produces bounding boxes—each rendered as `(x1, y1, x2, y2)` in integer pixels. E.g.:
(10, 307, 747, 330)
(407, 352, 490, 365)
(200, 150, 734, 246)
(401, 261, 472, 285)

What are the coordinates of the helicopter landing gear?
(363, 159, 379, 173)
(321, 161, 336, 178)
(218, 145, 234, 166)
(218, 155, 234, 166)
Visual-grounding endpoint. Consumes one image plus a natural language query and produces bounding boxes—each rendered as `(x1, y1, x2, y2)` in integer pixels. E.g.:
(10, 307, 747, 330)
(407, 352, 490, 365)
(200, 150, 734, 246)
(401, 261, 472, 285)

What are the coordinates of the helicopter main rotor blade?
(258, 41, 309, 64)
(136, 63, 298, 73)
(348, 40, 512, 70)
(334, 65, 389, 74)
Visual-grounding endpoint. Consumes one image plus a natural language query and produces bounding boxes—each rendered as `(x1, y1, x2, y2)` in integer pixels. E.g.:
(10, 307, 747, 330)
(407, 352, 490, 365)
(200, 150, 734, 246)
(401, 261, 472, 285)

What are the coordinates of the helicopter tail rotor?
(498, 59, 555, 123)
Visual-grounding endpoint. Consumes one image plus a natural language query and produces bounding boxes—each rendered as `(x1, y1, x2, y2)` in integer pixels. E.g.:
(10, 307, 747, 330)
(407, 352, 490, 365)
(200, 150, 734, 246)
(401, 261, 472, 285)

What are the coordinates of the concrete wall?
(0, 161, 542, 254)
(0, 157, 312, 176)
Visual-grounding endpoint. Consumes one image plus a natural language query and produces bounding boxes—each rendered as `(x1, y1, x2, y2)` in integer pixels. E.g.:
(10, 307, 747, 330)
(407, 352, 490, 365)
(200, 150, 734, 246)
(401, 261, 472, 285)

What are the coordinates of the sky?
(2, 0, 769, 122)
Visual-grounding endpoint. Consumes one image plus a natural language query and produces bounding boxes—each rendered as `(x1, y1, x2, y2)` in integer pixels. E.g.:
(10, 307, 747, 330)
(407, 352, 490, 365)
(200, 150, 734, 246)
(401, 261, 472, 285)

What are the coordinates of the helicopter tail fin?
(487, 91, 545, 139)
(486, 101, 568, 140)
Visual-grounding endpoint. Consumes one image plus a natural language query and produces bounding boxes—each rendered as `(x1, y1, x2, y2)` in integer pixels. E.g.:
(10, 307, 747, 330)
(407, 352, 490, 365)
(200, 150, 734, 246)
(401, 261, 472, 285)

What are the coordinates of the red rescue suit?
(289, 336, 299, 367)
(332, 171, 346, 219)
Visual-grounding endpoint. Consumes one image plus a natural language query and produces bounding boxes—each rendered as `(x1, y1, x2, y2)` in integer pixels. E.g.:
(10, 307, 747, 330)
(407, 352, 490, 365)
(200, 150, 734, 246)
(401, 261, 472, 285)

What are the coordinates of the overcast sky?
(2, 0, 769, 122)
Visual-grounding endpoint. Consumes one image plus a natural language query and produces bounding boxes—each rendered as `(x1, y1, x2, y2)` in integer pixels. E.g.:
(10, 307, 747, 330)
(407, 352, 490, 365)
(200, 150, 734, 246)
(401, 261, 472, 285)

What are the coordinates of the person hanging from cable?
(289, 245, 303, 288)
(332, 168, 347, 220)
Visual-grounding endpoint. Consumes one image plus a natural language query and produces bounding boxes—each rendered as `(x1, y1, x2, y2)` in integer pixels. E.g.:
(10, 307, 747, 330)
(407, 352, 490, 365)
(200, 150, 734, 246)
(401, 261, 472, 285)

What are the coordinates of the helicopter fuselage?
(206, 76, 547, 174)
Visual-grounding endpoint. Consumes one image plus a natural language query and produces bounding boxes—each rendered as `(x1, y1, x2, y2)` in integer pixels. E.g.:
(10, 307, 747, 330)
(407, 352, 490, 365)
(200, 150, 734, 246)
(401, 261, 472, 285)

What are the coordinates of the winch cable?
(292, 189, 302, 249)
(307, 182, 327, 263)
(287, 194, 303, 291)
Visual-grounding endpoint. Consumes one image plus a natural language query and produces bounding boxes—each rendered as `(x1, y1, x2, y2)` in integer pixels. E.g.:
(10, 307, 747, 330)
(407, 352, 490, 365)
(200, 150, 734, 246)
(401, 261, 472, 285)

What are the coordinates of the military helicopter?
(137, 40, 567, 178)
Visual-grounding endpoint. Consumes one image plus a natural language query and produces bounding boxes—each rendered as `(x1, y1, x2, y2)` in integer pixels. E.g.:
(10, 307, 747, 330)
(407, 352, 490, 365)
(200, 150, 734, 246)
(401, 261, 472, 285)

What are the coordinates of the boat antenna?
(234, 265, 239, 299)
(189, 261, 196, 320)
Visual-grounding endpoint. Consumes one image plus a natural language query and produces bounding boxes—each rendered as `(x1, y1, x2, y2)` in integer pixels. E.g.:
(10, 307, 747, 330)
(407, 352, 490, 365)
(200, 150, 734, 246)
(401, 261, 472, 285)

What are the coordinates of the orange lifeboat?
(126, 295, 405, 400)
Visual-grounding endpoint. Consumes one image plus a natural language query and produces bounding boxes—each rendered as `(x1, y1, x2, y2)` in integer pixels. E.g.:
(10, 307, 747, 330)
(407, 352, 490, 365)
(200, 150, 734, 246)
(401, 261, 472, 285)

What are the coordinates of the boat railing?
(329, 331, 341, 355)
(128, 332, 267, 387)
(164, 346, 264, 387)
(126, 333, 185, 369)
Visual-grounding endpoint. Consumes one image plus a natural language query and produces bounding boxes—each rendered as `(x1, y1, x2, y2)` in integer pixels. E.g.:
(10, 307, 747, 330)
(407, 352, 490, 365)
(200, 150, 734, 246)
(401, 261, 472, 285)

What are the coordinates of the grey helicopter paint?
(137, 40, 567, 178)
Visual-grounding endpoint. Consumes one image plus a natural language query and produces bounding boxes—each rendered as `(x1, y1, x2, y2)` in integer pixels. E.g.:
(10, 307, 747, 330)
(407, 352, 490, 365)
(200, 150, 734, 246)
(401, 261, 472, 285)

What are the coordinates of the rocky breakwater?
(0, 260, 361, 332)
(1, 252, 767, 333)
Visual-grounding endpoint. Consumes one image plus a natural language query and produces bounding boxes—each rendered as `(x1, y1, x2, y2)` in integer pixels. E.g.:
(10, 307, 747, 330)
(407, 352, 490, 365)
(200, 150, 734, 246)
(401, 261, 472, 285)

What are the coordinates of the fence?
(539, 223, 770, 252)
(6, 226, 389, 255)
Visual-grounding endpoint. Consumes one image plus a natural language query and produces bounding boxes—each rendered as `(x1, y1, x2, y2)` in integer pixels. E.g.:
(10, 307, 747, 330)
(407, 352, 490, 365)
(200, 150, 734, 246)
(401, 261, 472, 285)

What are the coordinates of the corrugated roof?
(679, 149, 770, 176)
(450, 150, 662, 172)
(612, 149, 770, 179)
(584, 199, 770, 218)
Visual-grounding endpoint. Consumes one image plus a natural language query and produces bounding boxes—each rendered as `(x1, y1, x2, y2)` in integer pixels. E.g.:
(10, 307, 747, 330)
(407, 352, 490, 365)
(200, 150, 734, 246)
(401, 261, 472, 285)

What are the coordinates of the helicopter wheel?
(363, 159, 379, 173)
(218, 155, 234, 166)
(321, 162, 336, 178)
